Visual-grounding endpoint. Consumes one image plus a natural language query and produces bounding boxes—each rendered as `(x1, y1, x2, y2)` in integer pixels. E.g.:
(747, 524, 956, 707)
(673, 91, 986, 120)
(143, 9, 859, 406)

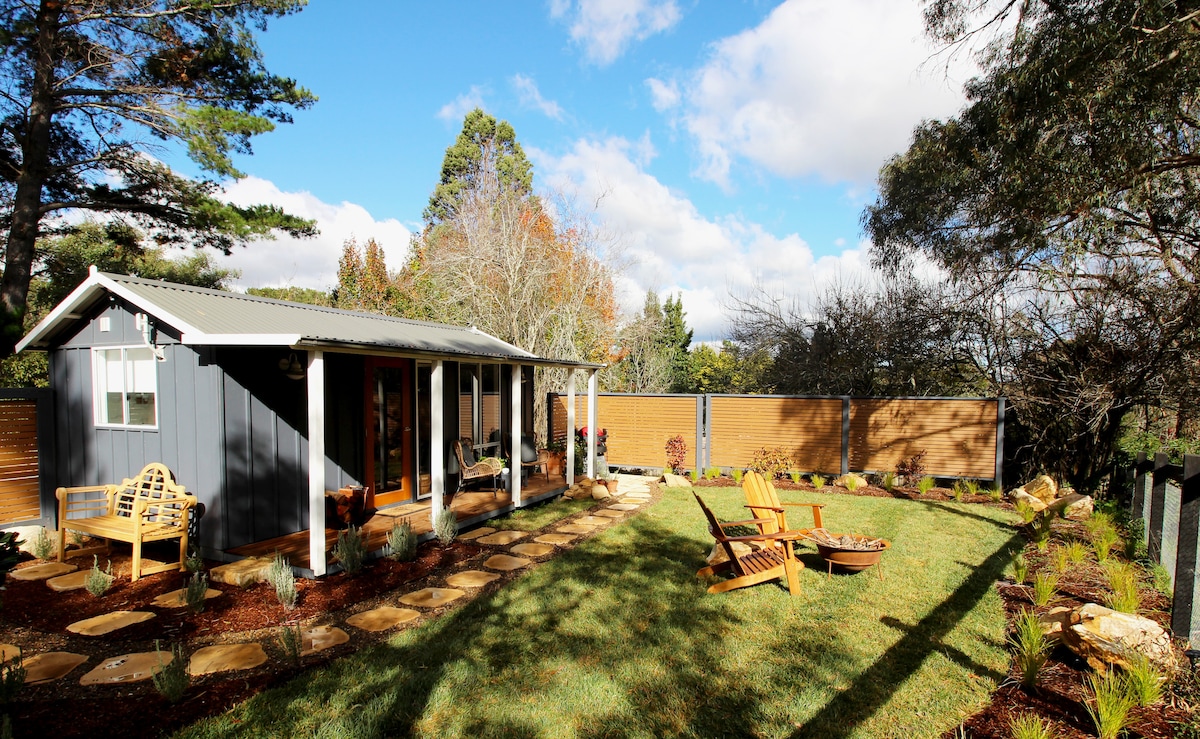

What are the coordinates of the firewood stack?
(802, 528, 886, 551)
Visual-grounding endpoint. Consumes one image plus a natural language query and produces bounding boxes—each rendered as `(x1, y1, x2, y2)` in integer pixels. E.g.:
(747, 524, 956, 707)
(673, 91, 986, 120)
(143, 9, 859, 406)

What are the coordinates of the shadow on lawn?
(190, 511, 830, 738)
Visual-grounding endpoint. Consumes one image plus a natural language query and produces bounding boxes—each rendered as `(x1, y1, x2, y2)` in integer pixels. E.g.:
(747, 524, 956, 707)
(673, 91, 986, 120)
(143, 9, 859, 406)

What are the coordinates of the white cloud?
(437, 86, 488, 123)
(511, 74, 565, 121)
(677, 0, 972, 187)
(533, 136, 877, 341)
(551, 0, 682, 66)
(217, 176, 412, 292)
(645, 77, 680, 111)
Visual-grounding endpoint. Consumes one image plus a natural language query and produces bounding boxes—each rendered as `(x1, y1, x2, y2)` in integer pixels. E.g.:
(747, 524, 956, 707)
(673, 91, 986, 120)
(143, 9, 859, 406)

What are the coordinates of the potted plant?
(544, 438, 567, 477)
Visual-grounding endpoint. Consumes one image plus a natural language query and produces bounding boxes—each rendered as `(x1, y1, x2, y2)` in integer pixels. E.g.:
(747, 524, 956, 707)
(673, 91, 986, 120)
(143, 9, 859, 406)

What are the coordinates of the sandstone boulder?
(1019, 475, 1058, 504)
(1037, 606, 1077, 644)
(1009, 488, 1048, 513)
(1061, 603, 1177, 674)
(834, 473, 869, 489)
(591, 484, 611, 500)
(1045, 493, 1093, 521)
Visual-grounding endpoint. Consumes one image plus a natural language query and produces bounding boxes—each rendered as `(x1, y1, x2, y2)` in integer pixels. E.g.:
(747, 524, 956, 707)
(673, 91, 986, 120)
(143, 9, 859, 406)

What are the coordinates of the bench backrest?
(111, 463, 188, 522)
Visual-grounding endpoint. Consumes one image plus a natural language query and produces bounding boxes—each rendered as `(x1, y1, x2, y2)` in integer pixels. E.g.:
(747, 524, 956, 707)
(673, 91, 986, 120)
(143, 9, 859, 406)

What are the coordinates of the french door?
(366, 358, 412, 508)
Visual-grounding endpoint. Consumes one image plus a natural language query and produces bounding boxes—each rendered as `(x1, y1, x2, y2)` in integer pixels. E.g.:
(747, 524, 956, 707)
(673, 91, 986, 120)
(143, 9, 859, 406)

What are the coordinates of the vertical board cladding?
(323, 353, 364, 492)
(0, 399, 42, 524)
(708, 396, 843, 473)
(848, 398, 998, 478)
(551, 394, 700, 468)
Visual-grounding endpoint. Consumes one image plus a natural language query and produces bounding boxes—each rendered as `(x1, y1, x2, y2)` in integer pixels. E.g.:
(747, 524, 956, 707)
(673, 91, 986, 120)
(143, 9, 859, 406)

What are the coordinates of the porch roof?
(17, 269, 601, 368)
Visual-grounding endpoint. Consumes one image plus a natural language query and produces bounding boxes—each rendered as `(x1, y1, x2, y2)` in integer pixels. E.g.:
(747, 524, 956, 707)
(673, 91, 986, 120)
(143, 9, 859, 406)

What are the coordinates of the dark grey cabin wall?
(323, 353, 364, 492)
(51, 301, 224, 553)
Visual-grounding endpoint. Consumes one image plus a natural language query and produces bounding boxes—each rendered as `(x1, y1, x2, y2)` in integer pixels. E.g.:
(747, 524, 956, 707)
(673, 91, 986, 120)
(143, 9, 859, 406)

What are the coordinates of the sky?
(168, 0, 977, 342)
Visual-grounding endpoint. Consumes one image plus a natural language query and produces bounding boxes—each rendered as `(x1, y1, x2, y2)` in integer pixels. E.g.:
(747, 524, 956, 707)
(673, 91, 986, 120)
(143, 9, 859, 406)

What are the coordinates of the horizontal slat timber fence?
(1130, 452, 1199, 645)
(548, 394, 704, 471)
(549, 393, 1004, 483)
(0, 389, 54, 528)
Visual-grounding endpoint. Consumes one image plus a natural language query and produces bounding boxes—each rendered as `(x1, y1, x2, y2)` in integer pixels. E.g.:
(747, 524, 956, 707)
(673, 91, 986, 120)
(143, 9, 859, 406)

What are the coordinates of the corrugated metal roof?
(19, 271, 599, 367)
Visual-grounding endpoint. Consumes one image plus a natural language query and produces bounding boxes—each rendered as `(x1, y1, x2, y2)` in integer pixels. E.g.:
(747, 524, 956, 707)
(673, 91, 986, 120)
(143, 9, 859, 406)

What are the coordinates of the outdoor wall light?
(279, 352, 305, 380)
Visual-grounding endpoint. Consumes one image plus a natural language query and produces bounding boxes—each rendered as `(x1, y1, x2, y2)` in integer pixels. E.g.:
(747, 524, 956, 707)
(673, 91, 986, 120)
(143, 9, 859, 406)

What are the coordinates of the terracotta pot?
(545, 451, 565, 477)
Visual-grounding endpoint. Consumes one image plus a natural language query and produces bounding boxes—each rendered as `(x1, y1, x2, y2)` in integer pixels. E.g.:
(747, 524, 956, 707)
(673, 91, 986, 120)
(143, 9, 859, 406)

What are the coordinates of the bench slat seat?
(56, 463, 196, 581)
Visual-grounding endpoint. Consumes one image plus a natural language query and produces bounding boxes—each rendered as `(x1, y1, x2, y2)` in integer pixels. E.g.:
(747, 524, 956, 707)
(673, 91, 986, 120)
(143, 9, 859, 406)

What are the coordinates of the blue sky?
(180, 0, 974, 341)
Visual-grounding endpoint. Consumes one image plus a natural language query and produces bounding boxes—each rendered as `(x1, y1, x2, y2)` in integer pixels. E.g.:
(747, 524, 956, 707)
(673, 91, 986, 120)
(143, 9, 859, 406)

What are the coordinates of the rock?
(1049, 493, 1093, 521)
(834, 473, 869, 489)
(210, 555, 274, 587)
(1009, 488, 1048, 513)
(661, 473, 692, 488)
(1020, 475, 1058, 504)
(1061, 603, 1178, 674)
(1037, 606, 1078, 644)
(590, 484, 611, 500)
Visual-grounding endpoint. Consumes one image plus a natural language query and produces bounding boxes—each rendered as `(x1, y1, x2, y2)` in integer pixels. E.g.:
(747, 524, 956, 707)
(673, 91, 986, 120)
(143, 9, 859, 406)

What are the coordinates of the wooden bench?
(56, 463, 197, 581)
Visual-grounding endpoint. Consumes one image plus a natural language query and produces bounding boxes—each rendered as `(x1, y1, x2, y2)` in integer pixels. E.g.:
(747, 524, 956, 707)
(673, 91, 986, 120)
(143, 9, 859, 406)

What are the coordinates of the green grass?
(175, 488, 1018, 739)
(487, 496, 597, 530)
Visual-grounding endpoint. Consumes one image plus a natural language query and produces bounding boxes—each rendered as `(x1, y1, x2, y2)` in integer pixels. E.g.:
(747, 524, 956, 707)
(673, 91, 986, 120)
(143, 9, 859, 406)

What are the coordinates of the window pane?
(127, 392, 156, 425)
(127, 348, 156, 392)
(96, 350, 122, 424)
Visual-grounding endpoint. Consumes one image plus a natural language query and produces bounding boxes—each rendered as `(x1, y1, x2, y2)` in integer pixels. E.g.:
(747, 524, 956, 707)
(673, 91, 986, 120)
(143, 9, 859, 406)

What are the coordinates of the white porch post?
(431, 360, 445, 512)
(306, 350, 327, 576)
(587, 370, 598, 478)
(510, 364, 522, 506)
(565, 371, 576, 486)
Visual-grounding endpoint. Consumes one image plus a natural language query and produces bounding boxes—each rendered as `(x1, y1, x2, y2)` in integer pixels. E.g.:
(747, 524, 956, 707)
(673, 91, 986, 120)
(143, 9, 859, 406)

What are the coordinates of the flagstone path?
(6, 474, 658, 691)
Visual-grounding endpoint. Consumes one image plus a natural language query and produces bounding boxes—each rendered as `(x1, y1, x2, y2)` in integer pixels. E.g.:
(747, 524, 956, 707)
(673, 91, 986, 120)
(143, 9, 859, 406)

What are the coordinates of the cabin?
(17, 268, 602, 575)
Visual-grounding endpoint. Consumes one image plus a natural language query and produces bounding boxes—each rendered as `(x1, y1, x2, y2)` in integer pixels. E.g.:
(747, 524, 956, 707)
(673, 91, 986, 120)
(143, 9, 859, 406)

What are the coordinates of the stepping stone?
(623, 492, 651, 499)
(46, 571, 90, 592)
(617, 498, 645, 505)
(11, 562, 76, 581)
(0, 644, 18, 662)
(23, 652, 87, 684)
(80, 651, 170, 685)
(608, 503, 640, 511)
(189, 643, 268, 676)
(483, 554, 530, 572)
(445, 570, 500, 588)
(210, 556, 274, 587)
(510, 543, 554, 557)
(593, 510, 626, 519)
(556, 524, 597, 535)
(399, 587, 466, 608)
(576, 515, 613, 526)
(151, 587, 224, 608)
(534, 533, 576, 546)
(301, 625, 350, 656)
(67, 611, 155, 636)
(475, 530, 527, 546)
(457, 527, 497, 541)
(345, 606, 420, 632)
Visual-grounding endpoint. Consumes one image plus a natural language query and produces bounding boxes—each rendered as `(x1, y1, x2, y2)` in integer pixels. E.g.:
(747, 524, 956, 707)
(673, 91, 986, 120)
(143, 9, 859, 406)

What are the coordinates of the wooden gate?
(0, 390, 52, 526)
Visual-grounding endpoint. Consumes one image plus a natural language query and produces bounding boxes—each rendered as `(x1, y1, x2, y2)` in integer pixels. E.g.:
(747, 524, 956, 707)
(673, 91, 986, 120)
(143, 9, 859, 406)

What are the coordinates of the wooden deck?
(227, 474, 568, 573)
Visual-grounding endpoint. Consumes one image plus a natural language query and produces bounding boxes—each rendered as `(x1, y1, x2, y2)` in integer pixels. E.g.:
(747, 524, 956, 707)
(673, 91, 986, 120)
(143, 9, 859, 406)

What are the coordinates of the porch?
(227, 473, 570, 573)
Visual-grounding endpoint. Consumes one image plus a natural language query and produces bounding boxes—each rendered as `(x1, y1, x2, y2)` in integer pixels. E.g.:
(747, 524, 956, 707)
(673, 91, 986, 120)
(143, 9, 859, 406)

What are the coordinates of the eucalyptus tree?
(0, 0, 317, 354)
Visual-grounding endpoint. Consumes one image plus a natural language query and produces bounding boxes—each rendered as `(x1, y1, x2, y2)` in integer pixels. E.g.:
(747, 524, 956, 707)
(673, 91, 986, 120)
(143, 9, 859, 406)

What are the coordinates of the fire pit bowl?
(807, 531, 891, 579)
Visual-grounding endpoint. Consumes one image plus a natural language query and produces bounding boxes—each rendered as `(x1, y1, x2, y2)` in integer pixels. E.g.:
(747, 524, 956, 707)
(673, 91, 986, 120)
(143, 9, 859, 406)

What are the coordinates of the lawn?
(175, 487, 1020, 739)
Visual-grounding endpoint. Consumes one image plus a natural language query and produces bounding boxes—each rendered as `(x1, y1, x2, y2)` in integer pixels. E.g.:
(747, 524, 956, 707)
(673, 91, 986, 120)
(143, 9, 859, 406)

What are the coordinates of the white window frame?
(92, 346, 159, 429)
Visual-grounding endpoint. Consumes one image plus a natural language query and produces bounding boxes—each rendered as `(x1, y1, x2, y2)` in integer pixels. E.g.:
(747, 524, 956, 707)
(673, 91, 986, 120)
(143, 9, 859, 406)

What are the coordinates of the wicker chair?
(453, 438, 500, 497)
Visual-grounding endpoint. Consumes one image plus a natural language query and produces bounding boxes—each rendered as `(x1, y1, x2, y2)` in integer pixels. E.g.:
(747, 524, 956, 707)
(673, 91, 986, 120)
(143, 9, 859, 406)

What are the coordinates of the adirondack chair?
(693, 492, 803, 596)
(742, 471, 825, 538)
(453, 438, 501, 497)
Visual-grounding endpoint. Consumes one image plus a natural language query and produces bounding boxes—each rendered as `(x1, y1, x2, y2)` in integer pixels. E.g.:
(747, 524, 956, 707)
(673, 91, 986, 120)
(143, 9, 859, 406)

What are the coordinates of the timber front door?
(366, 358, 414, 508)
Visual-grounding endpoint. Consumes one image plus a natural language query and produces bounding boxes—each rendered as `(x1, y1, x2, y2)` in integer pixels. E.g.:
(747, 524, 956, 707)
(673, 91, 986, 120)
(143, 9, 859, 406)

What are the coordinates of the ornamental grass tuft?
(1032, 570, 1059, 607)
(1009, 609, 1049, 689)
(1085, 669, 1134, 739)
(1009, 713, 1054, 739)
(917, 475, 936, 495)
(810, 473, 826, 490)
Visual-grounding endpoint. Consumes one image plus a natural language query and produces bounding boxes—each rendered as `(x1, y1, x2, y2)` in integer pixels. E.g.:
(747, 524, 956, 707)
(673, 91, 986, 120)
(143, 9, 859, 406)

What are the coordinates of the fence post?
(1149, 453, 1172, 563)
(694, 395, 704, 474)
(994, 398, 1005, 487)
(1172, 454, 1200, 643)
(1132, 452, 1152, 543)
(840, 397, 850, 476)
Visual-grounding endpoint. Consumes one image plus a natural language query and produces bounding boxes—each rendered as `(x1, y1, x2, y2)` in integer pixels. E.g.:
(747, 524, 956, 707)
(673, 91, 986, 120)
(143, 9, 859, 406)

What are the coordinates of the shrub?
(704, 467, 721, 480)
(0, 532, 22, 585)
(268, 552, 298, 610)
(1085, 669, 1134, 739)
(1123, 653, 1164, 707)
(731, 469, 744, 484)
(879, 471, 897, 492)
(1009, 609, 1049, 689)
(386, 518, 417, 562)
(916, 475, 935, 495)
(664, 435, 687, 474)
(277, 622, 304, 665)
(184, 547, 205, 574)
(1032, 571, 1059, 606)
(333, 524, 367, 574)
(434, 506, 458, 545)
(810, 473, 826, 490)
(1009, 713, 1054, 739)
(185, 573, 208, 614)
(896, 450, 926, 479)
(84, 556, 114, 597)
(30, 527, 53, 560)
(152, 640, 189, 704)
(0, 649, 24, 706)
(749, 446, 792, 479)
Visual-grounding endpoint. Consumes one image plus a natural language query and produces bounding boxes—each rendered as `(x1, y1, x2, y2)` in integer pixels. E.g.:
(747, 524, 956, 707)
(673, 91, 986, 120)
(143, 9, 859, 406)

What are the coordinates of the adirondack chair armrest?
(718, 517, 775, 529)
(781, 502, 824, 528)
(744, 503, 784, 512)
(722, 531, 803, 544)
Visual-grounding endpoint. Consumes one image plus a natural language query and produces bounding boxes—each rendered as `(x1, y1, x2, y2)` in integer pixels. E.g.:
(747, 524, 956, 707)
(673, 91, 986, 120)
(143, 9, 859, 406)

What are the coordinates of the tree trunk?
(1, 0, 60, 357)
